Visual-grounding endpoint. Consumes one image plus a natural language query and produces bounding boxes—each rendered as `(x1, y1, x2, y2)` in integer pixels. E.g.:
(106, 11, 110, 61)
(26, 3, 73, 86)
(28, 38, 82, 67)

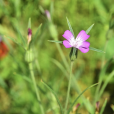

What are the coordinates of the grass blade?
(41, 80, 63, 114)
(3, 35, 21, 45)
(94, 57, 114, 103)
(66, 17, 75, 37)
(99, 70, 114, 97)
(86, 24, 94, 34)
(99, 98, 107, 114)
(67, 83, 98, 114)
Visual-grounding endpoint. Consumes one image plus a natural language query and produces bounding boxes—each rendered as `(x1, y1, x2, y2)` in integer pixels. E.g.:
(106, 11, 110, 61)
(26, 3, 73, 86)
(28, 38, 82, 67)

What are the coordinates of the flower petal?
(78, 47, 89, 53)
(62, 30, 74, 41)
(76, 30, 90, 41)
(63, 40, 72, 48)
(81, 41, 90, 48)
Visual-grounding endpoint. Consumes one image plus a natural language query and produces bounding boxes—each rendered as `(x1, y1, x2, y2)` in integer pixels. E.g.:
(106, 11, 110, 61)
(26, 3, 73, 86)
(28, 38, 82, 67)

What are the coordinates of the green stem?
(64, 61, 73, 114)
(28, 55, 44, 114)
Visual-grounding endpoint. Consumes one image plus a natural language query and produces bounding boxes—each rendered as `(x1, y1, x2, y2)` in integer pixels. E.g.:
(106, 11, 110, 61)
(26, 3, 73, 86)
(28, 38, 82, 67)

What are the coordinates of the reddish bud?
(27, 28, 32, 44)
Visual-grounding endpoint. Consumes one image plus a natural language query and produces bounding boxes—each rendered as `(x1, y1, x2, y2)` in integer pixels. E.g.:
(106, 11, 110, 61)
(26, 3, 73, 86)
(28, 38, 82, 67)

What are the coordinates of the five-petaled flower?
(62, 30, 90, 53)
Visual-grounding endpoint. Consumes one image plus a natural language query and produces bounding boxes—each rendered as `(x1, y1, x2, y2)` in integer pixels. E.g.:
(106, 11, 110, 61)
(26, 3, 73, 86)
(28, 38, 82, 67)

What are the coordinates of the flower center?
(69, 37, 83, 48)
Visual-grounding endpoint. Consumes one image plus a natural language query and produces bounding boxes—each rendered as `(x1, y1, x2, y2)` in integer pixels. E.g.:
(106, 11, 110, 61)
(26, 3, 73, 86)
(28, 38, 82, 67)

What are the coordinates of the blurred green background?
(0, 0, 114, 114)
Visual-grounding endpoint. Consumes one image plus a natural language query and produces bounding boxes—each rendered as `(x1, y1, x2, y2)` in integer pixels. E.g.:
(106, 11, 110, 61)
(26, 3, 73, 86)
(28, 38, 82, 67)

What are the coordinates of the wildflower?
(0, 37, 8, 59)
(27, 28, 32, 44)
(62, 30, 90, 53)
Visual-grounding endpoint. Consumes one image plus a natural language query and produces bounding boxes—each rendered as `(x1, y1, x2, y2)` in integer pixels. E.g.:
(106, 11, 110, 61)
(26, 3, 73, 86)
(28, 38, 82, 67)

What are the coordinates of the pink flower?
(62, 30, 90, 53)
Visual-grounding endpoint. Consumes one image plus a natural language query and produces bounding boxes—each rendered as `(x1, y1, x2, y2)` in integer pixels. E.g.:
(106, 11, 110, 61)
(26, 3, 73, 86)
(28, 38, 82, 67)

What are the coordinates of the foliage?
(0, 0, 114, 114)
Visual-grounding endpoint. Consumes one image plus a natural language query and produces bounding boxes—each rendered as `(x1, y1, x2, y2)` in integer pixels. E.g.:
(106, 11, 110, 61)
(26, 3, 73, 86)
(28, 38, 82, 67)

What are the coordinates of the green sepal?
(25, 48, 34, 62)
(86, 24, 94, 34)
(28, 18, 31, 29)
(48, 40, 63, 44)
(66, 17, 75, 37)
(89, 47, 105, 53)
(69, 47, 78, 61)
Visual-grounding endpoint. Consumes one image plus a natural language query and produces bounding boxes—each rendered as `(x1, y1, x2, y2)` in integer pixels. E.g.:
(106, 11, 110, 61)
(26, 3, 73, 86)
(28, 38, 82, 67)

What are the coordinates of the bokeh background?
(0, 0, 114, 114)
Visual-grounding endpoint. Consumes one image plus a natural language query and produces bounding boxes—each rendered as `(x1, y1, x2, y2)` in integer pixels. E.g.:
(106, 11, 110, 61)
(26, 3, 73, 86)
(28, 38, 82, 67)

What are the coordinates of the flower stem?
(64, 61, 73, 114)
(28, 59, 44, 114)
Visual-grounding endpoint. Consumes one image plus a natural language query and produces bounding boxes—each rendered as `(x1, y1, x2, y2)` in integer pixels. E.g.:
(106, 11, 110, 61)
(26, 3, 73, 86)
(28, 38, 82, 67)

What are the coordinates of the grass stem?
(64, 61, 73, 114)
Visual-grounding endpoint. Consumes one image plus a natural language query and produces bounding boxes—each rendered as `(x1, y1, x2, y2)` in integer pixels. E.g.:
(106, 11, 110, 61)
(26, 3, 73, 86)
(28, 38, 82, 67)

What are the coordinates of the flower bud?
(27, 28, 32, 44)
(45, 10, 51, 21)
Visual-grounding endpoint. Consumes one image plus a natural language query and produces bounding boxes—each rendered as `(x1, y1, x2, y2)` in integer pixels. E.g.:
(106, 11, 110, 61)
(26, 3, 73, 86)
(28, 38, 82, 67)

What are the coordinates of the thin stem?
(28, 48, 44, 114)
(64, 61, 73, 114)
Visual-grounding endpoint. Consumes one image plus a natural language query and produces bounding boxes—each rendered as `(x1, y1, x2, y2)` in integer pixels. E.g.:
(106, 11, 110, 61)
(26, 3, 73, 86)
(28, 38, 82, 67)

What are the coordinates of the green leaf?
(66, 17, 75, 37)
(48, 40, 63, 44)
(31, 23, 42, 45)
(89, 47, 105, 53)
(94, 57, 114, 102)
(17, 28, 26, 45)
(99, 70, 114, 97)
(86, 24, 94, 34)
(99, 98, 107, 114)
(99, 57, 113, 80)
(67, 83, 98, 114)
(42, 80, 63, 114)
(3, 35, 20, 45)
(28, 18, 31, 29)
(13, 73, 32, 83)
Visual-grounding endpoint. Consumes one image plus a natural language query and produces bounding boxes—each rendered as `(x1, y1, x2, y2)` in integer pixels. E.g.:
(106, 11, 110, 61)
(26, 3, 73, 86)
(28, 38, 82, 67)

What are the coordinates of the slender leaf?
(99, 98, 107, 114)
(3, 35, 20, 45)
(31, 23, 42, 44)
(89, 47, 105, 53)
(67, 83, 98, 114)
(94, 57, 114, 102)
(14, 73, 32, 83)
(99, 70, 114, 97)
(28, 18, 31, 29)
(51, 59, 68, 76)
(66, 17, 75, 37)
(17, 28, 26, 45)
(86, 24, 94, 34)
(48, 40, 63, 44)
(99, 57, 113, 80)
(42, 80, 63, 114)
